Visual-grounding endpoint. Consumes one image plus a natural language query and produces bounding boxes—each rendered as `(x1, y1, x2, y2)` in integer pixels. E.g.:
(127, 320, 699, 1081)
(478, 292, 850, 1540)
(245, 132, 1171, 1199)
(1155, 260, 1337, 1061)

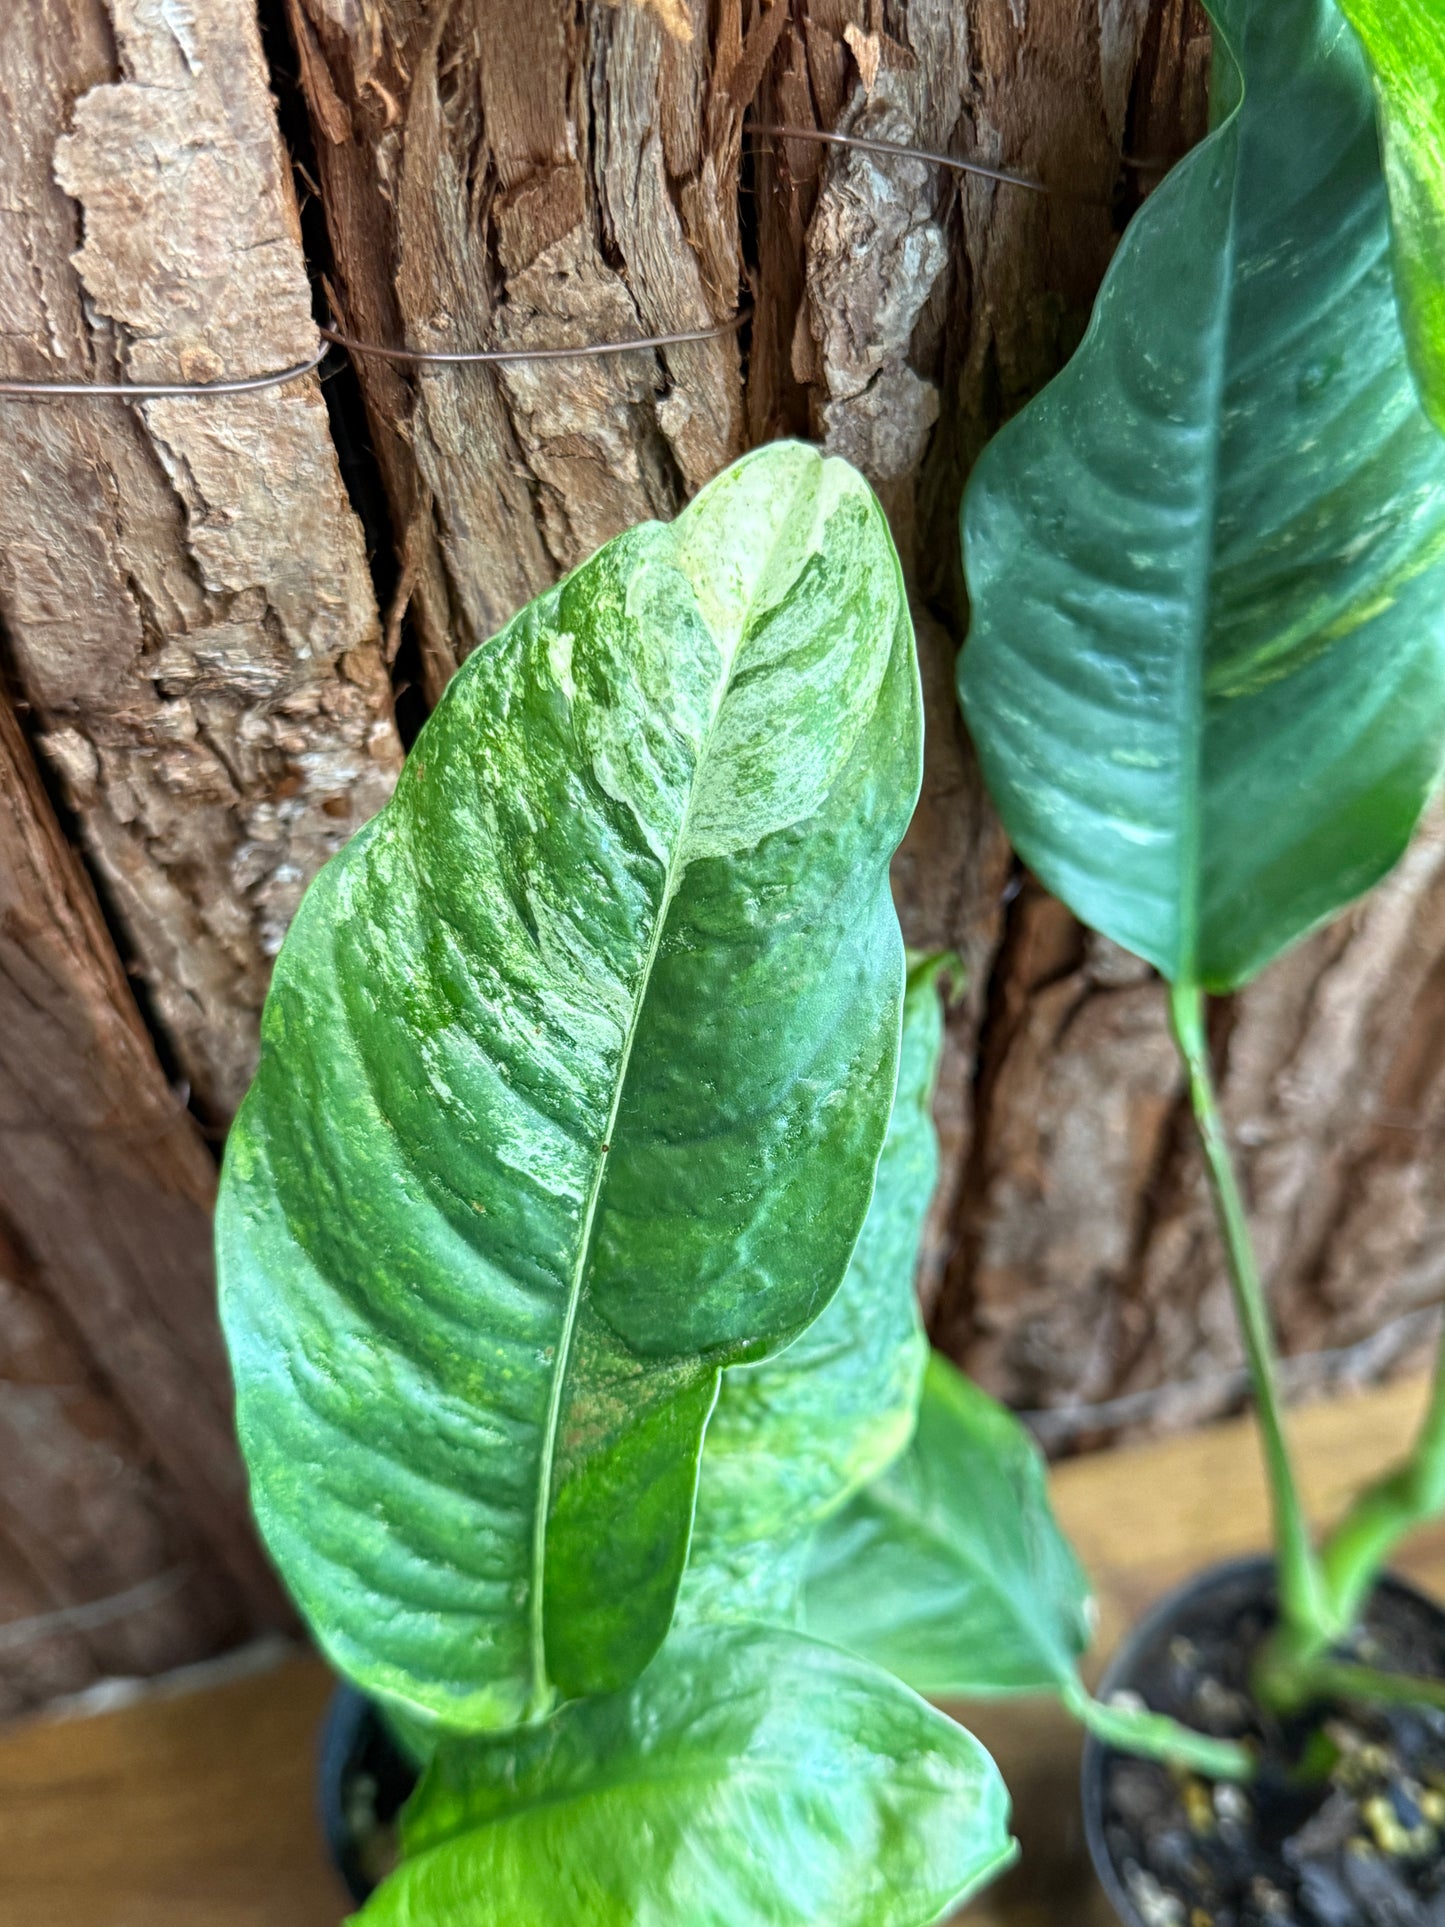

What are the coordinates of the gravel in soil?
(1100, 1575, 1445, 1927)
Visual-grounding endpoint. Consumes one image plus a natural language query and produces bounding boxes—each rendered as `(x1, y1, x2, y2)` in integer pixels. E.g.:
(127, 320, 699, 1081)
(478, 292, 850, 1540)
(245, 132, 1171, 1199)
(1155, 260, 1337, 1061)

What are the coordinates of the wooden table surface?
(5, 1373, 1445, 1927)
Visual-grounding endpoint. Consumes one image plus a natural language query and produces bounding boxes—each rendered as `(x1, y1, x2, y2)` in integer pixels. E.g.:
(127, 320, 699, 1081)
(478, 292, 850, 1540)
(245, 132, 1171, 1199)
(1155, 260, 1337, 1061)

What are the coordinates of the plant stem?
(1061, 1676, 1254, 1781)
(1314, 1344, 1445, 1643)
(1293, 1659, 1445, 1717)
(1168, 982, 1328, 1653)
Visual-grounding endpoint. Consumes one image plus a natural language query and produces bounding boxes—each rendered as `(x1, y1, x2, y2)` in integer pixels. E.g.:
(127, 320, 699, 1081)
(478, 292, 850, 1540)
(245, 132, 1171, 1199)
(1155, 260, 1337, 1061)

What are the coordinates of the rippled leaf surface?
(1340, 0, 1445, 433)
(217, 444, 922, 1730)
(959, 0, 1445, 991)
(804, 1354, 1092, 1697)
(676, 953, 948, 1625)
(355, 1625, 1015, 1927)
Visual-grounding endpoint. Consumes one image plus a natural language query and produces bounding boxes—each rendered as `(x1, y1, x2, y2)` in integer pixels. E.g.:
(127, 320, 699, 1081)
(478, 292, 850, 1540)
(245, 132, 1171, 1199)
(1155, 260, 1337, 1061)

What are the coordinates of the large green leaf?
(958, 0, 1445, 992)
(217, 443, 922, 1731)
(1340, 0, 1445, 434)
(804, 1354, 1092, 1698)
(676, 953, 949, 1625)
(355, 1624, 1016, 1927)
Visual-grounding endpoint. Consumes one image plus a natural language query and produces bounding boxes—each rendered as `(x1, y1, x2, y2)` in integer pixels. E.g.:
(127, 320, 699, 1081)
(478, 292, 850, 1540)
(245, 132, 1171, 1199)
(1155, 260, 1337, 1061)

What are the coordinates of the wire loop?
(319, 307, 751, 367)
(751, 121, 1052, 197)
(0, 345, 328, 398)
(0, 310, 753, 396)
(0, 120, 1127, 399)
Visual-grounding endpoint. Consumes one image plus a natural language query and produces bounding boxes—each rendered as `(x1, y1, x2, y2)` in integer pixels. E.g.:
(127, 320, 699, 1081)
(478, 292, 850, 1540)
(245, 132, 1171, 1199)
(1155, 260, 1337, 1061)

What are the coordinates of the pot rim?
(317, 1680, 417, 1907)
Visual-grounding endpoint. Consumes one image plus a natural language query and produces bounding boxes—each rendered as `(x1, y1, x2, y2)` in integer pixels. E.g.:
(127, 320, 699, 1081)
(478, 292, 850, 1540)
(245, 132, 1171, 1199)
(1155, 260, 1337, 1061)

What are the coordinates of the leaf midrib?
(526, 507, 817, 1712)
(849, 1469, 1075, 1686)
(1177, 17, 1247, 985)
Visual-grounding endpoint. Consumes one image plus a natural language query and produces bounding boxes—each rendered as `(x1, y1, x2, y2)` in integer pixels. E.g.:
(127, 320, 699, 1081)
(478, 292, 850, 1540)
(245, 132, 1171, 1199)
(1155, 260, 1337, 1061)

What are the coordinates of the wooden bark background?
(0, 0, 1442, 1708)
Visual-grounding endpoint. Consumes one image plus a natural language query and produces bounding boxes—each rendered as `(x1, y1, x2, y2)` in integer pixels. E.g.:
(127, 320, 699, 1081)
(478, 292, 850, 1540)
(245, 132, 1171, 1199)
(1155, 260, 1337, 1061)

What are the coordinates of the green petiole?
(1062, 1675, 1255, 1782)
(1279, 1658, 1445, 1719)
(1168, 983, 1331, 1667)
(1312, 1349, 1445, 1650)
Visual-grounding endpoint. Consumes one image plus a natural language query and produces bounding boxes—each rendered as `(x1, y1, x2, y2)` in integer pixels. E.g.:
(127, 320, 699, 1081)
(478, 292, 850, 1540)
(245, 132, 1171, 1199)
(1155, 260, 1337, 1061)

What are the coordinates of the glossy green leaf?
(676, 953, 950, 1625)
(804, 1354, 1092, 1697)
(217, 443, 922, 1732)
(959, 0, 1445, 992)
(1339, 0, 1445, 434)
(355, 1624, 1016, 1927)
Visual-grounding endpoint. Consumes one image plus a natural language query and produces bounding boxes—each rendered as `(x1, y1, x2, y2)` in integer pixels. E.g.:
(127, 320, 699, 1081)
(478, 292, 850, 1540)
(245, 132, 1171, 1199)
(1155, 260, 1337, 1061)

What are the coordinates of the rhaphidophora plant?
(960, 0, 1445, 1732)
(218, 444, 1018, 1923)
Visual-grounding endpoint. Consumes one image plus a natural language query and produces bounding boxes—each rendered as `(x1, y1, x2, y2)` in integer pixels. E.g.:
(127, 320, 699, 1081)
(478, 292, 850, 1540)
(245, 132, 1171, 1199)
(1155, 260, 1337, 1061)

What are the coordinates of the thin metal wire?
(0, 126, 1120, 395)
(0, 1567, 189, 1652)
(0, 305, 751, 397)
(0, 344, 328, 398)
(319, 305, 751, 368)
(751, 121, 1051, 197)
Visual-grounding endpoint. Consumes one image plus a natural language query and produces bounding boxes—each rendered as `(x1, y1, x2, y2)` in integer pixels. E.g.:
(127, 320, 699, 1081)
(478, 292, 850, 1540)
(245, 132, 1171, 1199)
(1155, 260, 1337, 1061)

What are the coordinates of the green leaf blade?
(218, 443, 922, 1730)
(804, 1353, 1092, 1699)
(959, 0, 1445, 990)
(1338, 0, 1445, 435)
(356, 1625, 1016, 1927)
(676, 954, 950, 1626)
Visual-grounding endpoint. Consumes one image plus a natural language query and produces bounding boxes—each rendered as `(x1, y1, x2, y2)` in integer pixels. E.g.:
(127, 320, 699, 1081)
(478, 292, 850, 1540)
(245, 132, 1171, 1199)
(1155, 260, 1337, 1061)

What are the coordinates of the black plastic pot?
(317, 1683, 419, 1906)
(1082, 1556, 1445, 1927)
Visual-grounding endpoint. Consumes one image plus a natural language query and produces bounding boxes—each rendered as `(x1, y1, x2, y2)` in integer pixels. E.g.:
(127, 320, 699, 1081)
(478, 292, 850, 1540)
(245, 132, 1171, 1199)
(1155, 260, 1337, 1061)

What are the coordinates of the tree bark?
(285, 0, 752, 701)
(0, 0, 393, 1705)
(0, 686, 287, 1716)
(0, 0, 403, 1123)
